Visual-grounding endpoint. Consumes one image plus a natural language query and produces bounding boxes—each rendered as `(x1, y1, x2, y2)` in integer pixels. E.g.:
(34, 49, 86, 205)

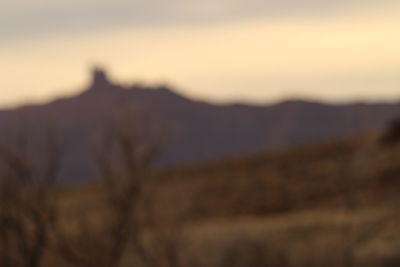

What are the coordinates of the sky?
(1, 0, 400, 108)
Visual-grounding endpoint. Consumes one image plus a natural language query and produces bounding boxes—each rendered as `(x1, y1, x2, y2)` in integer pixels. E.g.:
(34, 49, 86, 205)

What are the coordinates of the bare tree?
(55, 112, 165, 267)
(0, 123, 63, 267)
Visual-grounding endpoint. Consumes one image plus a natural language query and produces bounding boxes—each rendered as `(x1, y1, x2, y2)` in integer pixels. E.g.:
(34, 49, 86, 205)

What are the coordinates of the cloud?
(1, 0, 399, 40)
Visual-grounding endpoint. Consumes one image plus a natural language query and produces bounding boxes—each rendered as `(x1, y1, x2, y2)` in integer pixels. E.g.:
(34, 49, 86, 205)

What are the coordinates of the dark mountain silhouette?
(1, 67, 400, 182)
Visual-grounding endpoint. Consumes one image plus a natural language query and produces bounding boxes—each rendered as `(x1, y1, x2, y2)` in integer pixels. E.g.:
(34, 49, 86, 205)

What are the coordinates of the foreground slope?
(57, 133, 400, 266)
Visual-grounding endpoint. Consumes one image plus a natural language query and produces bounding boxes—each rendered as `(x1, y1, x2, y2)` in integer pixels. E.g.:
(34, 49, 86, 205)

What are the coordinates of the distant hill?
(1, 68, 400, 181)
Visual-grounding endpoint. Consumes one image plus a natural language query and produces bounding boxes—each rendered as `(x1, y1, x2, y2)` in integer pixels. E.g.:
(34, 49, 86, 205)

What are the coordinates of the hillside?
(1, 68, 400, 182)
(55, 132, 400, 267)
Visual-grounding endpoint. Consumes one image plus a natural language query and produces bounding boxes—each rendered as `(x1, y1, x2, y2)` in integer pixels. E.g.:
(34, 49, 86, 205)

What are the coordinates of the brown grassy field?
(50, 133, 400, 267)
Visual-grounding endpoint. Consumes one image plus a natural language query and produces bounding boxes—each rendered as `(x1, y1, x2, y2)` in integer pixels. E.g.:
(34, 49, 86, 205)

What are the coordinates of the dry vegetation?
(1, 117, 400, 267)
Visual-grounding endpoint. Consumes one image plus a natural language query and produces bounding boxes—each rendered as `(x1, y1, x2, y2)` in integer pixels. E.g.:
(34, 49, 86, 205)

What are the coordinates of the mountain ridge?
(1, 68, 399, 182)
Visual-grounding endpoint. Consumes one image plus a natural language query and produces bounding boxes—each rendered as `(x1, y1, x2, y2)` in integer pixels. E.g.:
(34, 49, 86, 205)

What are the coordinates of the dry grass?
(43, 134, 400, 266)
(178, 206, 399, 267)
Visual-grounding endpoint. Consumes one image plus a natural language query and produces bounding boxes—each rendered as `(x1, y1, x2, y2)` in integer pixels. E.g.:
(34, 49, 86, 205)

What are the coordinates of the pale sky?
(1, 0, 400, 107)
